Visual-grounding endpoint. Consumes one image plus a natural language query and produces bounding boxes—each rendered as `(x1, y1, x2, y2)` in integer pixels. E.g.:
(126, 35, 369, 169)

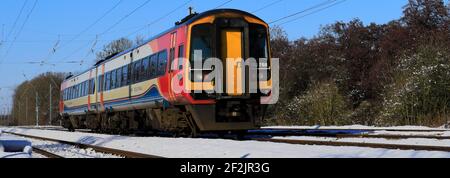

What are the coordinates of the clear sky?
(0, 0, 412, 109)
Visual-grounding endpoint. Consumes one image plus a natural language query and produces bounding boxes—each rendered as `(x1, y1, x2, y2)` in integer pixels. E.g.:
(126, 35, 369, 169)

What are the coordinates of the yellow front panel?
(222, 29, 243, 96)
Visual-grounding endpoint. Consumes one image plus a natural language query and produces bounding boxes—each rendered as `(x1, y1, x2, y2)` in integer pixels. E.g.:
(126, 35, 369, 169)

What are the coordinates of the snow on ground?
(2, 127, 450, 158)
(371, 130, 450, 137)
(7, 134, 121, 158)
(274, 136, 450, 148)
(263, 125, 449, 131)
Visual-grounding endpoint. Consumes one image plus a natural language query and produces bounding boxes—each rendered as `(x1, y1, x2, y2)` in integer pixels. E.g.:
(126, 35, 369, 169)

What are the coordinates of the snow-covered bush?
(378, 44, 450, 126)
(284, 81, 350, 125)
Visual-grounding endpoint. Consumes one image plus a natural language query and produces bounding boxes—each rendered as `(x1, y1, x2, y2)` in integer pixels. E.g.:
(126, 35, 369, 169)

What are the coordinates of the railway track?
(32, 147, 64, 158)
(261, 128, 449, 133)
(253, 138, 450, 152)
(4, 131, 164, 158)
(251, 131, 450, 140)
(11, 126, 450, 140)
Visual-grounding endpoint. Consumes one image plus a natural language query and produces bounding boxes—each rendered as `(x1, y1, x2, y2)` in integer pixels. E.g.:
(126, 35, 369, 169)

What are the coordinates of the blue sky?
(0, 0, 411, 109)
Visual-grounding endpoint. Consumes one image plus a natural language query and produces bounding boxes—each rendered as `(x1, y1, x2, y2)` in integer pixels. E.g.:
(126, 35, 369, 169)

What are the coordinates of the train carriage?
(60, 9, 274, 136)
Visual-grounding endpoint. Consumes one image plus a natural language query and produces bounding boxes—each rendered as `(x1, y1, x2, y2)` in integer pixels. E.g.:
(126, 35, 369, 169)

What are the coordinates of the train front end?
(181, 9, 275, 132)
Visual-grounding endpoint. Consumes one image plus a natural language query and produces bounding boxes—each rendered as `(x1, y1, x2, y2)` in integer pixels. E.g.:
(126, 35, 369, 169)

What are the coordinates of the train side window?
(150, 54, 157, 78)
(158, 50, 168, 76)
(88, 80, 92, 94)
(106, 72, 111, 91)
(178, 44, 184, 70)
(116, 67, 122, 88)
(81, 82, 85, 97)
(76, 84, 80, 98)
(85, 81, 88, 96)
(83, 81, 87, 96)
(79, 84, 82, 98)
(111, 70, 117, 89)
(93, 79, 96, 94)
(122, 66, 128, 86)
(91, 79, 95, 94)
(133, 61, 141, 83)
(74, 85, 77, 98)
(142, 57, 150, 80)
(72, 86, 75, 99)
(84, 80, 91, 96)
(86, 81, 89, 95)
(98, 75, 103, 92)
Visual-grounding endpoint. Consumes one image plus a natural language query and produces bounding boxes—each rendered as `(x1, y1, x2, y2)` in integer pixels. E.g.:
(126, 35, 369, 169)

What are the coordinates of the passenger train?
(59, 9, 275, 136)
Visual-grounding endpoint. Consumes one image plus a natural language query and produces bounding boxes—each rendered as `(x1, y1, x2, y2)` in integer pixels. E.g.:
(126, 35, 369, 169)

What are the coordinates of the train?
(59, 9, 275, 136)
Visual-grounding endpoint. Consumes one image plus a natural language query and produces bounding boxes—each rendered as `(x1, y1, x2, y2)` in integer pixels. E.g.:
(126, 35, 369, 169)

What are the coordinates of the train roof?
(64, 9, 266, 82)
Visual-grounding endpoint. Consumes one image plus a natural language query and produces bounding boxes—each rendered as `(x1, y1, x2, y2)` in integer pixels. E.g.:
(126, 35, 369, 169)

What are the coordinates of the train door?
(97, 64, 105, 112)
(168, 31, 178, 102)
(221, 29, 244, 96)
(93, 68, 98, 112)
(88, 70, 93, 112)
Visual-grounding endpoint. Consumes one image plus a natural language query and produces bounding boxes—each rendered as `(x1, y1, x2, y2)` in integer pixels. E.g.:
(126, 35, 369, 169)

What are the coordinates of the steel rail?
(5, 131, 164, 158)
(254, 138, 450, 152)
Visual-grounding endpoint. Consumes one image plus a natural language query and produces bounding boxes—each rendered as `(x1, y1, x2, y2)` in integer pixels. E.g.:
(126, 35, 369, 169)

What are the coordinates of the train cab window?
(178, 44, 184, 70)
(190, 24, 213, 65)
(249, 24, 269, 60)
(142, 57, 150, 80)
(249, 24, 270, 80)
(158, 50, 168, 76)
(111, 70, 117, 89)
(122, 66, 128, 86)
(150, 54, 157, 78)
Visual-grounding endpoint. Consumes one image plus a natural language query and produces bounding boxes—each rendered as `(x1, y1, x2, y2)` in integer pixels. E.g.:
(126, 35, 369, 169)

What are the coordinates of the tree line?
(266, 0, 449, 127)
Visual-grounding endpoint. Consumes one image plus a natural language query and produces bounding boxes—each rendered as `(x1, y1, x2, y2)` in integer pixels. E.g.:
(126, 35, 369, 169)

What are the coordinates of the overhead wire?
(278, 0, 347, 26)
(0, 0, 38, 65)
(6, 0, 29, 41)
(59, 0, 152, 63)
(268, 0, 337, 24)
(252, 0, 283, 13)
(215, 0, 234, 9)
(125, 0, 194, 38)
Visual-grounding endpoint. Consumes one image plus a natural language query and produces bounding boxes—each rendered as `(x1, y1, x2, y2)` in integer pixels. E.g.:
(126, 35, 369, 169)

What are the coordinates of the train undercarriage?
(62, 100, 264, 137)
